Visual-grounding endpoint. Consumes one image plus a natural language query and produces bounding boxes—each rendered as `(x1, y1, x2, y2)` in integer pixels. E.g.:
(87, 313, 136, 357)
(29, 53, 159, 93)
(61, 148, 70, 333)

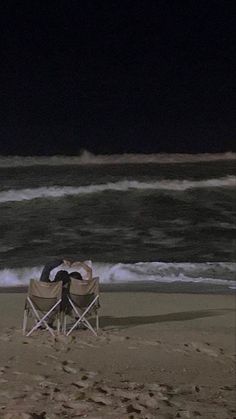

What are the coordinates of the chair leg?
(57, 314, 60, 334)
(63, 314, 67, 334)
(96, 313, 99, 332)
(23, 309, 28, 335)
(60, 311, 64, 333)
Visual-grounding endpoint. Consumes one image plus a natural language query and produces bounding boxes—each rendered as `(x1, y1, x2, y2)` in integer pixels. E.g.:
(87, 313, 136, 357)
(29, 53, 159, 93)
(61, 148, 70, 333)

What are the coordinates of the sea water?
(0, 152, 235, 292)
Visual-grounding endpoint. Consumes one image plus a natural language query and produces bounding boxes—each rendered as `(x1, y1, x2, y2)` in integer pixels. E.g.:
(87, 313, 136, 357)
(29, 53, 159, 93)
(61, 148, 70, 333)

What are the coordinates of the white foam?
(0, 262, 235, 289)
(0, 151, 235, 167)
(94, 262, 236, 286)
(0, 267, 43, 287)
(0, 176, 235, 203)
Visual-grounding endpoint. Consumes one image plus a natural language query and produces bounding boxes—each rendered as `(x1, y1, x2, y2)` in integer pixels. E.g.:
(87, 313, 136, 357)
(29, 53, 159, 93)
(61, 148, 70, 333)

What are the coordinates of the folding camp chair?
(23, 279, 62, 337)
(63, 276, 100, 336)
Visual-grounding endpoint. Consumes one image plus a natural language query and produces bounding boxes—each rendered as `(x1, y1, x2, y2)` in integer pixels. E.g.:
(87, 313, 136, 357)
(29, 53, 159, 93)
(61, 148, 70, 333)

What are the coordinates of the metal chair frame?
(23, 279, 62, 337)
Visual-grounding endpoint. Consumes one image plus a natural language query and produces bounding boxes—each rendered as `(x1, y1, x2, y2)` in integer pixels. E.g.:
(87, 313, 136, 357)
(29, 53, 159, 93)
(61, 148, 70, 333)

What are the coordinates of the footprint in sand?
(62, 365, 77, 374)
(184, 342, 220, 358)
(0, 335, 11, 342)
(0, 378, 8, 383)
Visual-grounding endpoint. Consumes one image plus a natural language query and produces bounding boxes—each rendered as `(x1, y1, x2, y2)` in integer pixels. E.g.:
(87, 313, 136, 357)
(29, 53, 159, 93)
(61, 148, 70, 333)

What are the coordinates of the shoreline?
(1, 280, 235, 294)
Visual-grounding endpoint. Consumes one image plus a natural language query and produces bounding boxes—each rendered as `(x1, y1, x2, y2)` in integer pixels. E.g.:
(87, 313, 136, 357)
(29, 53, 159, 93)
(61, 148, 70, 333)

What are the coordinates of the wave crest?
(0, 150, 235, 167)
(0, 262, 235, 288)
(0, 176, 235, 203)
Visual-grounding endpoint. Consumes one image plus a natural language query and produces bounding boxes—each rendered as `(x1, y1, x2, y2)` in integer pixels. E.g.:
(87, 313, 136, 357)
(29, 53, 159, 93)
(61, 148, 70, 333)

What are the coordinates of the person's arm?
(39, 259, 64, 282)
(80, 261, 92, 276)
(73, 261, 92, 280)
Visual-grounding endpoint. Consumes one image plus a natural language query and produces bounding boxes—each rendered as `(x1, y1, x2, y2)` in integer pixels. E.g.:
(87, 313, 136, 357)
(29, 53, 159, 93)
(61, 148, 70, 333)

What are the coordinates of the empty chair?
(63, 276, 100, 336)
(23, 279, 62, 337)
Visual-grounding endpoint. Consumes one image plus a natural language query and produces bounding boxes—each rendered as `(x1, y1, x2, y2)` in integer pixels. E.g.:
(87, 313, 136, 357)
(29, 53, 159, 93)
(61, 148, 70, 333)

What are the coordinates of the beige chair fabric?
(23, 279, 62, 337)
(63, 276, 100, 336)
(69, 276, 99, 296)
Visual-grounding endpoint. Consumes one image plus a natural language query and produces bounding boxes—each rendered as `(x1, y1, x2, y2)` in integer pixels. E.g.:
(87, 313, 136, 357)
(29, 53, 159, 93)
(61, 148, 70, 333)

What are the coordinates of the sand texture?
(0, 292, 235, 418)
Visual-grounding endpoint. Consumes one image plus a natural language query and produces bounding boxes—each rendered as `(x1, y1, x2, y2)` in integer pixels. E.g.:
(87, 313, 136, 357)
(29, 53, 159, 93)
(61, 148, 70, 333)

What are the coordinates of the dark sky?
(0, 1, 235, 155)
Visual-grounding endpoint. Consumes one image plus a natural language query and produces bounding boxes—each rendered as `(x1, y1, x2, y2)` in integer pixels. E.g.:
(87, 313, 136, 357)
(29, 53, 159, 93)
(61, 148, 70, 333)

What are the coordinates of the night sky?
(0, 1, 235, 155)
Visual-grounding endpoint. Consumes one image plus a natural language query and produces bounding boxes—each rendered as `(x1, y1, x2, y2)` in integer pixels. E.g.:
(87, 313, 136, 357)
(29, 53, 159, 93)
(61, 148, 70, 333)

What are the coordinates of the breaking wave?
(0, 262, 235, 289)
(0, 150, 235, 167)
(0, 176, 235, 203)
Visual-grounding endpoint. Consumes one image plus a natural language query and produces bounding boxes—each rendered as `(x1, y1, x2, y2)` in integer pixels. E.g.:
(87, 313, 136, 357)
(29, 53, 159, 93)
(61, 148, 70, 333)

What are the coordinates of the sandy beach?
(0, 290, 235, 418)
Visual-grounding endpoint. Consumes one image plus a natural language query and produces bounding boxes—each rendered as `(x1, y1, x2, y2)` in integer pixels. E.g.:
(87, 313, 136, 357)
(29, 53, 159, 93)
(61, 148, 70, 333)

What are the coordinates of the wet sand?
(0, 291, 235, 418)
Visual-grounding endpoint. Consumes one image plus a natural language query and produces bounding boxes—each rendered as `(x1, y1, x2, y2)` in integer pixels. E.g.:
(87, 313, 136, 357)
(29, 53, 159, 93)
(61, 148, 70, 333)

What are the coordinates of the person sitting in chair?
(53, 271, 83, 317)
(39, 258, 72, 282)
(54, 270, 71, 286)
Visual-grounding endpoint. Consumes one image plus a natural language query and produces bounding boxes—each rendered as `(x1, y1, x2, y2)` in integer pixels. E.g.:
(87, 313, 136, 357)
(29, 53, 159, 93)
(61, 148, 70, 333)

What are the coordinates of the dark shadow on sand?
(99, 309, 234, 329)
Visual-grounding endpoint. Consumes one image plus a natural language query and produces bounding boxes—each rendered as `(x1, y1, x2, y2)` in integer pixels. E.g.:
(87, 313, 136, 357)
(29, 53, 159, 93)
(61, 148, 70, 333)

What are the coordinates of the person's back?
(40, 259, 64, 282)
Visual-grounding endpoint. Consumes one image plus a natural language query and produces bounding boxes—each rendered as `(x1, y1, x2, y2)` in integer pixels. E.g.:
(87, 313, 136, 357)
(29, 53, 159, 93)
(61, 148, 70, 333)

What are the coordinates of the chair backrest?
(69, 277, 99, 308)
(27, 279, 62, 312)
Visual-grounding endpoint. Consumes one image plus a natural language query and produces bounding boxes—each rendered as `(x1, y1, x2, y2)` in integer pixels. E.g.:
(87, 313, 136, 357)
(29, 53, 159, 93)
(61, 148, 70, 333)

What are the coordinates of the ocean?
(0, 152, 235, 292)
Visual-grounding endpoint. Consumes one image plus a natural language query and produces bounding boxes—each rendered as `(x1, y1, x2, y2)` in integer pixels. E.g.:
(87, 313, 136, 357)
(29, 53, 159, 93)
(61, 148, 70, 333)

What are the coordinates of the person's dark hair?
(54, 270, 70, 286)
(70, 271, 83, 280)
